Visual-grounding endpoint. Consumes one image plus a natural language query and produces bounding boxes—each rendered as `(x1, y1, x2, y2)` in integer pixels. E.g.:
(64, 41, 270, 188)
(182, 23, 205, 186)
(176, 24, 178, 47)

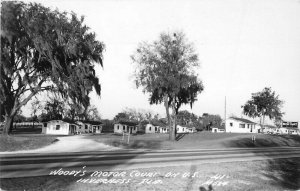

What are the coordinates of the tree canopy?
(177, 110, 198, 126)
(131, 31, 204, 140)
(0, 1, 104, 134)
(201, 113, 222, 130)
(242, 87, 284, 127)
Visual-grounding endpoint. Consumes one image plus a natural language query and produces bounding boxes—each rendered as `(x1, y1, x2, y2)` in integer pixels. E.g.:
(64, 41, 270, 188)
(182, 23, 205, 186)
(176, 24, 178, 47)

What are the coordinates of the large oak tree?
(0, 2, 104, 134)
(242, 87, 284, 130)
(131, 32, 204, 141)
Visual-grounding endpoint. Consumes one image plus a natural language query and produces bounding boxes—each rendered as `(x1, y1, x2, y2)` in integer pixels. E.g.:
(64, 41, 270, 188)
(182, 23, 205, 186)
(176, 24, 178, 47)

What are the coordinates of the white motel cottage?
(160, 126, 170, 133)
(42, 119, 102, 135)
(75, 120, 103, 134)
(145, 120, 169, 134)
(273, 127, 299, 135)
(42, 119, 78, 135)
(211, 125, 225, 133)
(145, 124, 160, 133)
(114, 121, 138, 134)
(226, 117, 260, 133)
(176, 125, 196, 133)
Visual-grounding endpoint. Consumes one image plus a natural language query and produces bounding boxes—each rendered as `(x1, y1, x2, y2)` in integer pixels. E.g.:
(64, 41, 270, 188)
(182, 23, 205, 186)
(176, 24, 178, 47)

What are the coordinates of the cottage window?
(43, 123, 47, 127)
(85, 125, 88, 129)
(123, 126, 126, 130)
(56, 125, 60, 130)
(230, 123, 233, 127)
(149, 127, 151, 131)
(239, 124, 245, 128)
(155, 127, 157, 131)
(247, 124, 250, 129)
(117, 125, 119, 130)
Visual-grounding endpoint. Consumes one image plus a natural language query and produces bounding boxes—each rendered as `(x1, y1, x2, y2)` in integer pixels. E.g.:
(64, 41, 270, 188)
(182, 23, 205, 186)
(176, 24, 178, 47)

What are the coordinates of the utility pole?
(224, 96, 227, 121)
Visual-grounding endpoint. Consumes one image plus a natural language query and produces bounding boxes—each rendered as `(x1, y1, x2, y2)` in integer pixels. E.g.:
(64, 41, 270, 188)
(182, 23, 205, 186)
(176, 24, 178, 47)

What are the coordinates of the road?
(1, 147, 300, 178)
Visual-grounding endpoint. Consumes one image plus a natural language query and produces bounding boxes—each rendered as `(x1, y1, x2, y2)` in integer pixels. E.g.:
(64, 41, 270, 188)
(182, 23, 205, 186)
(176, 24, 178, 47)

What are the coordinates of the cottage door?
(70, 125, 75, 134)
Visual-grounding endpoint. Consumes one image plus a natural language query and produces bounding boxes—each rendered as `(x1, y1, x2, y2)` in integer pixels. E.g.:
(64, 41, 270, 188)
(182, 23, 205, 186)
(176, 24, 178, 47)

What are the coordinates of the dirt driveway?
(0, 135, 119, 154)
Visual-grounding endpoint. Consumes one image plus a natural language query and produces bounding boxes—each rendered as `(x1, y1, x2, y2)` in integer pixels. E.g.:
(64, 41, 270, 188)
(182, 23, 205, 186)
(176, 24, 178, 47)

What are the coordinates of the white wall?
(160, 127, 169, 133)
(186, 127, 195, 133)
(145, 124, 155, 133)
(212, 127, 225, 133)
(176, 125, 187, 133)
(212, 127, 218, 133)
(43, 120, 70, 135)
(279, 127, 289, 134)
(226, 119, 258, 133)
(114, 124, 137, 134)
(145, 124, 160, 133)
(114, 123, 124, 134)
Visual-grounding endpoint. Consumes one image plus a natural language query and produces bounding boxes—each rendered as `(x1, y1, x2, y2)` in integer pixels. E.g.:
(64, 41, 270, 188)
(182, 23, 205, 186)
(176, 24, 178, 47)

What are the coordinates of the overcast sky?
(24, 0, 300, 123)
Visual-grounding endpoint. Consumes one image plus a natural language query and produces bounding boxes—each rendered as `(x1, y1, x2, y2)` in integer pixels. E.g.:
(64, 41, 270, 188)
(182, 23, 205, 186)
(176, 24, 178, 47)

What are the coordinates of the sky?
(23, 0, 300, 123)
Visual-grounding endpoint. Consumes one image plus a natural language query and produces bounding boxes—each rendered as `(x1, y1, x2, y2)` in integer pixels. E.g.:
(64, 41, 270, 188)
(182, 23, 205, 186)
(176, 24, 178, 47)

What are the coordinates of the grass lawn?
(1, 158, 299, 191)
(0, 127, 60, 152)
(0, 134, 59, 152)
(1, 130, 300, 152)
(85, 132, 300, 150)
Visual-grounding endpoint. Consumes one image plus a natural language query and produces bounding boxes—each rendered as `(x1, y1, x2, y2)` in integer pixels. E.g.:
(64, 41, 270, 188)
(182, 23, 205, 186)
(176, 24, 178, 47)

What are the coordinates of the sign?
(282, 121, 298, 128)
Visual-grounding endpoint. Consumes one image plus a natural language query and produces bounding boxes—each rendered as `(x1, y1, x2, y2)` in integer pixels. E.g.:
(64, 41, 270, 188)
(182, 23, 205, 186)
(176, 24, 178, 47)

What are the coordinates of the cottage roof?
(229, 117, 255, 124)
(79, 120, 102, 125)
(150, 119, 167, 127)
(116, 120, 138, 126)
(46, 119, 77, 125)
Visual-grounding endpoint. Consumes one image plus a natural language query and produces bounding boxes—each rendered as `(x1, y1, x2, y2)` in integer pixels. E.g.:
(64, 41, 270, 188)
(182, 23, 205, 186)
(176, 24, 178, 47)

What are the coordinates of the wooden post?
(127, 131, 130, 144)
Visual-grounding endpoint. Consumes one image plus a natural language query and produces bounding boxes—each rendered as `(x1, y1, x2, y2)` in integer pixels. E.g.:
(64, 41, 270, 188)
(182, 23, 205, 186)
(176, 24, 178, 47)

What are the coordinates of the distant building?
(261, 124, 277, 134)
(176, 125, 187, 133)
(287, 128, 300, 135)
(226, 117, 260, 133)
(114, 121, 138, 134)
(274, 127, 299, 135)
(211, 126, 225, 133)
(186, 126, 197, 133)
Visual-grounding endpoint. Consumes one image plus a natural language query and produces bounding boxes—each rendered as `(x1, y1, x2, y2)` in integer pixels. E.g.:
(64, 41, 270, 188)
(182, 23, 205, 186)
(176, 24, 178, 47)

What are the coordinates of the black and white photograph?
(0, 0, 300, 190)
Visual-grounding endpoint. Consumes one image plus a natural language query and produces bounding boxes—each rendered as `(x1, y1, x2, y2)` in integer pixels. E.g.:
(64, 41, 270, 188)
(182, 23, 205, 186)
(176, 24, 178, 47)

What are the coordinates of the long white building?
(226, 117, 260, 133)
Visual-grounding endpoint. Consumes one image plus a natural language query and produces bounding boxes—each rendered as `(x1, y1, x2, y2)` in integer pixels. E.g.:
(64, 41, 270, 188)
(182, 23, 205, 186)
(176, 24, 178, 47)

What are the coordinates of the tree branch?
(15, 79, 46, 111)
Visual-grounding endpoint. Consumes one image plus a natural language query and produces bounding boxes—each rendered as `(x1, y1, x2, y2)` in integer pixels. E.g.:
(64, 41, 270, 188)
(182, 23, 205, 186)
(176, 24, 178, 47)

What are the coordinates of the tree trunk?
(262, 115, 265, 133)
(170, 104, 177, 141)
(2, 115, 14, 135)
(163, 95, 174, 141)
